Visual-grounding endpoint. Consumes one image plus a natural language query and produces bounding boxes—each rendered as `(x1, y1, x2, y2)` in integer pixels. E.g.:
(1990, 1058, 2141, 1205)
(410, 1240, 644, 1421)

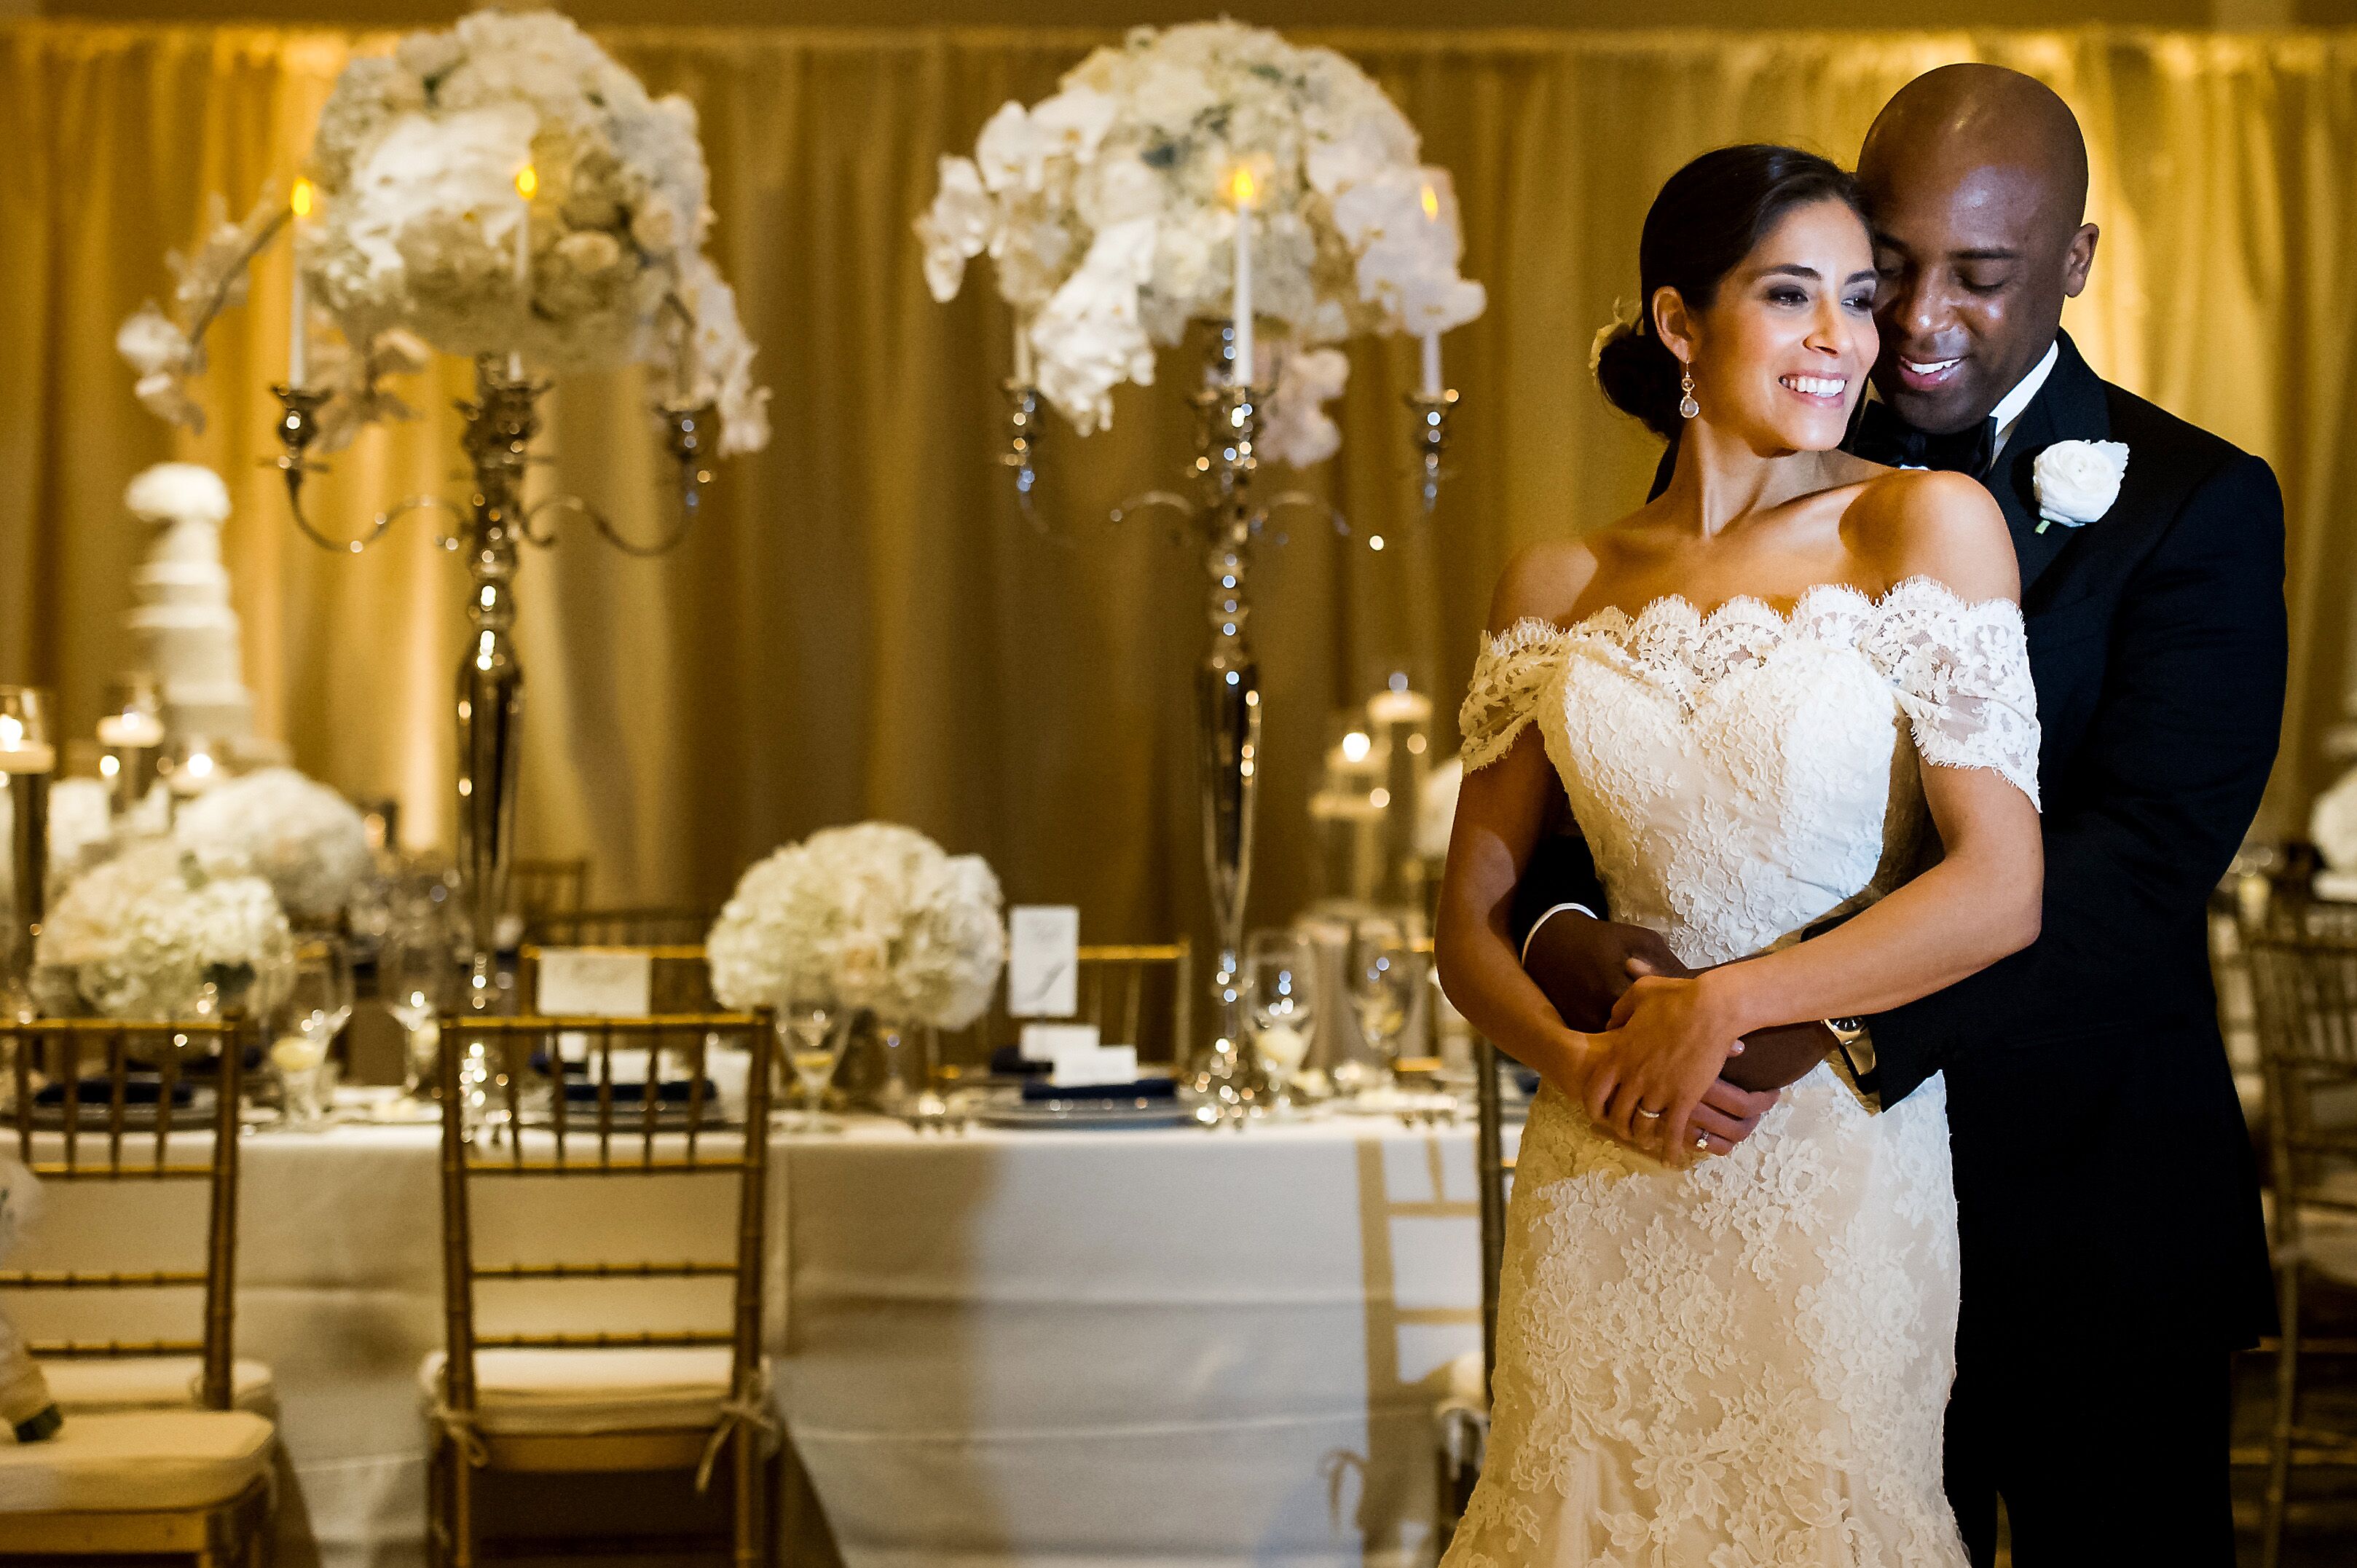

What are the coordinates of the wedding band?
(1634, 1105, 1665, 1120)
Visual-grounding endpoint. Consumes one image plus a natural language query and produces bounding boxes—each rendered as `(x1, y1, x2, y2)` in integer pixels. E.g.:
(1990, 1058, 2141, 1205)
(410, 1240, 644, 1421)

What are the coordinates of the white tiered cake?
(123, 464, 253, 744)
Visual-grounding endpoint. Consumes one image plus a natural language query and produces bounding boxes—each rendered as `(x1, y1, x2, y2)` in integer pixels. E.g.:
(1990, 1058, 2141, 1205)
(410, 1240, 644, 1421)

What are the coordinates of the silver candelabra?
(1081, 329, 1459, 1114)
(272, 358, 717, 1008)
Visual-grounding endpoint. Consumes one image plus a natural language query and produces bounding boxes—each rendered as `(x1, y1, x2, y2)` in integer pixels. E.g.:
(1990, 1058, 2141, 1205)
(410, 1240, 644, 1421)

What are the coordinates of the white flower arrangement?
(706, 823, 1007, 1031)
(35, 840, 294, 1020)
(916, 20, 1484, 462)
(302, 9, 769, 454)
(173, 768, 372, 926)
(119, 8, 771, 459)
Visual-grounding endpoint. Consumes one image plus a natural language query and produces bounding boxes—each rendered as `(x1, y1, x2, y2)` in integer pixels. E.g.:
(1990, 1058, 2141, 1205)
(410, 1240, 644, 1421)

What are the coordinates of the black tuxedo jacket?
(1514, 332, 2283, 1350)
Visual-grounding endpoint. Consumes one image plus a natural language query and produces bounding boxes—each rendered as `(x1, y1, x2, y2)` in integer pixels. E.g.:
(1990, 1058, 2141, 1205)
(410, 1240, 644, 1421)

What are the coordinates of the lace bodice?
(1460, 576, 2039, 966)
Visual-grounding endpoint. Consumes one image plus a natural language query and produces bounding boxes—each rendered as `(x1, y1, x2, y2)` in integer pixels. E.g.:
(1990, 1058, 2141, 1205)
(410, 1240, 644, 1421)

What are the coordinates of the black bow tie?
(1852, 401, 1997, 477)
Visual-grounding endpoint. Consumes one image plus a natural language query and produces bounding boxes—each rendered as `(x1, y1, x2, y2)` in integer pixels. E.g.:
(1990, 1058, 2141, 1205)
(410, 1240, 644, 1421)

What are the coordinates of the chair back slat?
(433, 1011, 775, 1421)
(0, 1017, 251, 1407)
(525, 909, 715, 948)
(971, 943, 1192, 1071)
(2246, 898, 2357, 1242)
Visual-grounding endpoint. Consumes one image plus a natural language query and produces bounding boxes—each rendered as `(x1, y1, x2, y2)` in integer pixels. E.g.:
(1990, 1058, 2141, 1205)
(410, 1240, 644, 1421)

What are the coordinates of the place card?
(1020, 1022, 1100, 1064)
(535, 948, 653, 1018)
(1051, 1043, 1138, 1088)
(1007, 905, 1079, 1017)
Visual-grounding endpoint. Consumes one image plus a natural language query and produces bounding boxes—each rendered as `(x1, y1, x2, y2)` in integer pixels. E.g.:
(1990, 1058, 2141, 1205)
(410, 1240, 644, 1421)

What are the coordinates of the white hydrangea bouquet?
(35, 841, 295, 1021)
(173, 768, 373, 928)
(120, 7, 769, 457)
(916, 20, 1484, 465)
(707, 823, 1007, 1031)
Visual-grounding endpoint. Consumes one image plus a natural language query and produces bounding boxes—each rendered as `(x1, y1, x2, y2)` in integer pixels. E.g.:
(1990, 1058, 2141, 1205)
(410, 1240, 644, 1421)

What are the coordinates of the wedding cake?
(123, 463, 253, 744)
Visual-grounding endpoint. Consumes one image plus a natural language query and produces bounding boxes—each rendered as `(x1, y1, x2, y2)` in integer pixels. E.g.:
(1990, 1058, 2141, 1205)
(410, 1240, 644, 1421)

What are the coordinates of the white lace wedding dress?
(1442, 577, 2041, 1568)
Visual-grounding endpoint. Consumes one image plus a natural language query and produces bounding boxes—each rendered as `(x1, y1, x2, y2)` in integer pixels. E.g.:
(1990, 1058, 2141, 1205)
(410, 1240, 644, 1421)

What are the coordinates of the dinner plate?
(972, 1094, 1198, 1130)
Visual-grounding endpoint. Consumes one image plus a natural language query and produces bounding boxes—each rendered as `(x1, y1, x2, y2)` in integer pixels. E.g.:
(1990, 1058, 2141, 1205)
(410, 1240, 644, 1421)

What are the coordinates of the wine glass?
(274, 937, 354, 1129)
(379, 923, 453, 1114)
(1244, 929, 1316, 1111)
(778, 980, 846, 1133)
(1350, 923, 1425, 1085)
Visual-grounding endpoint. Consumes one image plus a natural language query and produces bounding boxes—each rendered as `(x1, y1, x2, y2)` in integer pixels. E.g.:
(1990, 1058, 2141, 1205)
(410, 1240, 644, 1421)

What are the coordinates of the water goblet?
(1351, 923, 1426, 1086)
(275, 937, 354, 1129)
(380, 924, 454, 1114)
(779, 988, 845, 1132)
(1244, 929, 1316, 1111)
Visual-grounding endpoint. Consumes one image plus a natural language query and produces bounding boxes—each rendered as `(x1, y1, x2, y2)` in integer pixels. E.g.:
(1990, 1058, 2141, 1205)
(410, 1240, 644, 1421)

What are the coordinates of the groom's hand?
(1522, 913, 1683, 1031)
(1524, 914, 1777, 1154)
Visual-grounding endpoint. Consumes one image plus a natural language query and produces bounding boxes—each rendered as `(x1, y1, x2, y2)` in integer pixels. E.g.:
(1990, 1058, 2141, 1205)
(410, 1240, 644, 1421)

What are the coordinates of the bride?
(1434, 144, 2042, 1567)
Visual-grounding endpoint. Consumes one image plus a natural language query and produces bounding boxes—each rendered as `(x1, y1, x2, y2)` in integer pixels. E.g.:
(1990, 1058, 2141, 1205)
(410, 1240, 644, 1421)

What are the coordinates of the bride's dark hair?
(1594, 144, 1868, 440)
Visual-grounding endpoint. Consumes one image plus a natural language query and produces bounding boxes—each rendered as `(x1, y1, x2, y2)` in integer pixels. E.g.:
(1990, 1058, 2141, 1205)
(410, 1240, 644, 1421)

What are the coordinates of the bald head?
(1861, 64, 2088, 231)
(1856, 65, 2099, 433)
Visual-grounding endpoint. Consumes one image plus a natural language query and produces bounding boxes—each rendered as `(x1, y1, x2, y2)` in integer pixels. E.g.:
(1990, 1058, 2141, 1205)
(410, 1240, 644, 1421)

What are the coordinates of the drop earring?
(1678, 367, 1700, 420)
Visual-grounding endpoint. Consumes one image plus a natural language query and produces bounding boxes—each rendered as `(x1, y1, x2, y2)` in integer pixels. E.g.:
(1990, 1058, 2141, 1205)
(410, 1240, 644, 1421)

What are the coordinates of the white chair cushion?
(0, 1410, 274, 1513)
(2288, 1204, 2357, 1285)
(420, 1347, 753, 1435)
(39, 1357, 275, 1415)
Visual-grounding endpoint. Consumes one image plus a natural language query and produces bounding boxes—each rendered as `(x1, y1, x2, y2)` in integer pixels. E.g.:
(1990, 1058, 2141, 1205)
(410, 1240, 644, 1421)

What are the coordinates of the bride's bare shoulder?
(1488, 537, 1603, 634)
(1841, 467, 2020, 603)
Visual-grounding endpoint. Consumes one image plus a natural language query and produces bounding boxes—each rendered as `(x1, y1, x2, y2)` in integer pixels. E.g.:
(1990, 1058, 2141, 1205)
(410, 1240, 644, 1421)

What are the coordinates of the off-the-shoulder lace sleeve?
(1459, 618, 1571, 771)
(1862, 578, 2043, 810)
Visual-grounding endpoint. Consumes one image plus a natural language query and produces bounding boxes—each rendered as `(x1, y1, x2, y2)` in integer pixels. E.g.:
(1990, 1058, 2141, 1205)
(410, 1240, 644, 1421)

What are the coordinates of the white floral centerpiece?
(173, 768, 372, 928)
(707, 823, 1007, 1031)
(916, 20, 1484, 465)
(35, 841, 294, 1020)
(119, 7, 770, 457)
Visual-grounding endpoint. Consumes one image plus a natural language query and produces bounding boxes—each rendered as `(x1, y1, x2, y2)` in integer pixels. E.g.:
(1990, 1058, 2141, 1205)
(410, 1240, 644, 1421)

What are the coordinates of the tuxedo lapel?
(1989, 331, 2111, 606)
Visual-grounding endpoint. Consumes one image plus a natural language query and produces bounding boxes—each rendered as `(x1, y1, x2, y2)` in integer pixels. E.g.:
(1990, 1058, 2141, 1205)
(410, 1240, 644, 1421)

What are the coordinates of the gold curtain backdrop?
(4, 22, 2356, 947)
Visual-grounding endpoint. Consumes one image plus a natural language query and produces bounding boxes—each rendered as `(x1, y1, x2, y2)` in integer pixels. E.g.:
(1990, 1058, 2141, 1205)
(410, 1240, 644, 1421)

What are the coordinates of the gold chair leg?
(449, 1437, 478, 1568)
(733, 1425, 768, 1568)
(2262, 1264, 2300, 1568)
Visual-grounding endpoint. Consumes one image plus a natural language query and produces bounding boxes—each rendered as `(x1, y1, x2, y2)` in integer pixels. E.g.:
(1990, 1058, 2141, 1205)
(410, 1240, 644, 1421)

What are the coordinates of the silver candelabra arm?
(270, 371, 717, 560)
(1406, 388, 1460, 515)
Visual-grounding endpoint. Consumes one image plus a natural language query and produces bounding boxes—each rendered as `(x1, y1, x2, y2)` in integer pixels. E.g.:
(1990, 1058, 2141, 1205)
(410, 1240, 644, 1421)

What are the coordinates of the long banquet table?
(9, 1108, 1502, 1567)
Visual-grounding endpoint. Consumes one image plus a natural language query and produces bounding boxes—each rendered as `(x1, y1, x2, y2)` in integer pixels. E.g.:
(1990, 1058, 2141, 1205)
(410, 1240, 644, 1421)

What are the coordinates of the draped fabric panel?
(2, 22, 2353, 948)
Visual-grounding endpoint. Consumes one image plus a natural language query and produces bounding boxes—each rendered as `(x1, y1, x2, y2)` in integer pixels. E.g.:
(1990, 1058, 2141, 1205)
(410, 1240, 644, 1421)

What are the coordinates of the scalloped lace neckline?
(1490, 575, 1994, 653)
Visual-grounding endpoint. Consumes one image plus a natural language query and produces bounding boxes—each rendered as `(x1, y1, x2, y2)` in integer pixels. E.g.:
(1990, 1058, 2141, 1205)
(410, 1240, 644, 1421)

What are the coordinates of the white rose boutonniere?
(2031, 439, 2130, 534)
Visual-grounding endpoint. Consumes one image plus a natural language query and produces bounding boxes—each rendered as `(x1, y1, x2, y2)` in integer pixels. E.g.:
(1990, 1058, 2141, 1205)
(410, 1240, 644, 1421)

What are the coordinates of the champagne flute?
(380, 923, 452, 1114)
(1244, 929, 1316, 1111)
(1351, 924, 1425, 1086)
(275, 937, 354, 1129)
(779, 980, 845, 1133)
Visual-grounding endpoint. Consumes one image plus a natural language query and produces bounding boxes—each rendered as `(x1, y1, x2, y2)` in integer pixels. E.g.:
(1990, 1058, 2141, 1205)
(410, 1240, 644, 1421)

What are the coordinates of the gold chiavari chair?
(427, 1010, 778, 1568)
(505, 859, 591, 940)
(1436, 1033, 1512, 1542)
(525, 907, 717, 948)
(975, 943, 1192, 1071)
(2243, 897, 2357, 1568)
(0, 1017, 275, 1566)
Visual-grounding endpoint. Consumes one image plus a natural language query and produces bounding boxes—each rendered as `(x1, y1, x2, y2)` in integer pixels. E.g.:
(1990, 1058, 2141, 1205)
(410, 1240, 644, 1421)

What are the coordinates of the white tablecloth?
(7, 1111, 1497, 1567)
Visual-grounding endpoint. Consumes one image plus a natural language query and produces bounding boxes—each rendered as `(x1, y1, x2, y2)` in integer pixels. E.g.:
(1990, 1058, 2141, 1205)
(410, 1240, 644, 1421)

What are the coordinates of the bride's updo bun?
(1595, 144, 1868, 441)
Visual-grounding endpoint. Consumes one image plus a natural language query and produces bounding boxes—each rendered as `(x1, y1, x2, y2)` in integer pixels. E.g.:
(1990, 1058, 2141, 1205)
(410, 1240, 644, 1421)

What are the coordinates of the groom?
(1513, 66, 2284, 1565)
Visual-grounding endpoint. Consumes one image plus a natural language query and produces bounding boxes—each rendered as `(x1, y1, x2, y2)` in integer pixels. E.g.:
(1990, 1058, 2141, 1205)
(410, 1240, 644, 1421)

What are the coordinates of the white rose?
(2031, 440, 2130, 529)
